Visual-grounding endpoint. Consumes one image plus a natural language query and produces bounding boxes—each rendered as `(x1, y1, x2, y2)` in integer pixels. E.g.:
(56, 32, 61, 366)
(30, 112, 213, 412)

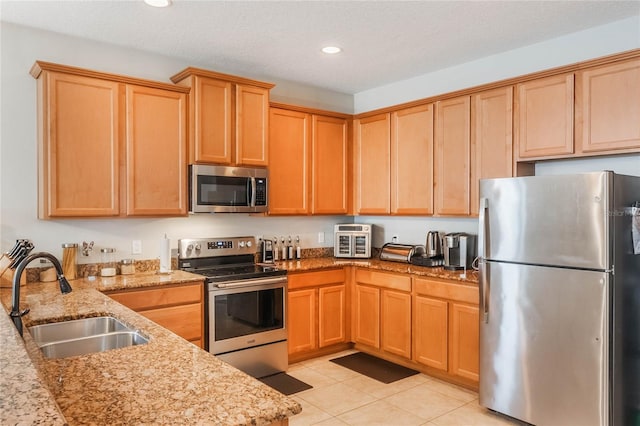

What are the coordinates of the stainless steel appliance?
(410, 231, 445, 267)
(443, 233, 475, 270)
(478, 171, 640, 426)
(189, 165, 268, 213)
(334, 224, 371, 258)
(379, 243, 425, 263)
(260, 238, 275, 263)
(178, 237, 287, 378)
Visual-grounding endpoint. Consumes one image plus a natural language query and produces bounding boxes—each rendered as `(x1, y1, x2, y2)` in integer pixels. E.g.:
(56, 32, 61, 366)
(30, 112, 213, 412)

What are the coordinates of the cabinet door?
(39, 72, 120, 217)
(236, 84, 269, 166)
(268, 108, 310, 214)
(125, 84, 187, 216)
(192, 76, 232, 164)
(516, 74, 574, 159)
(319, 284, 346, 347)
(449, 303, 479, 381)
(413, 295, 448, 371)
(576, 59, 640, 154)
(434, 96, 471, 215)
(381, 289, 411, 358)
(354, 114, 390, 215)
(312, 115, 348, 214)
(288, 288, 317, 355)
(391, 104, 434, 215)
(353, 284, 380, 348)
(470, 87, 513, 215)
(139, 303, 203, 344)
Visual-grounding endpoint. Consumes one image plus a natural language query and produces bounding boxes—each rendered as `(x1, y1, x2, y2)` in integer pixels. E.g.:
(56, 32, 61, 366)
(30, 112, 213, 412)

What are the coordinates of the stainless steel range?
(178, 236, 288, 378)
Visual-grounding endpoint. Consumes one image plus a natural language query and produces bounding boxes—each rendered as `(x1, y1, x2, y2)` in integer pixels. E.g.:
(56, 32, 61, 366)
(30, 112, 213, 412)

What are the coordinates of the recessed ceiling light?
(144, 0, 172, 7)
(321, 46, 342, 54)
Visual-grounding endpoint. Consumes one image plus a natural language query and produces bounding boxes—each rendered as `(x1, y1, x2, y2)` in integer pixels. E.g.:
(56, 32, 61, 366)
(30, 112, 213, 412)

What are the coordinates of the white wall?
(354, 16, 640, 113)
(0, 22, 349, 262)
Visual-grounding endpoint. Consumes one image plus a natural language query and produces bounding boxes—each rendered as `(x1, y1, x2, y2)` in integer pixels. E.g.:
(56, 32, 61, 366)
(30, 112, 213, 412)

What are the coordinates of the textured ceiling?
(1, 0, 639, 94)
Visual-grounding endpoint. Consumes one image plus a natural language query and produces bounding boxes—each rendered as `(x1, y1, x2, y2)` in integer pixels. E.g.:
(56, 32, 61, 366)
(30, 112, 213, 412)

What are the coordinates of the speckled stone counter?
(275, 257, 479, 284)
(1, 272, 301, 425)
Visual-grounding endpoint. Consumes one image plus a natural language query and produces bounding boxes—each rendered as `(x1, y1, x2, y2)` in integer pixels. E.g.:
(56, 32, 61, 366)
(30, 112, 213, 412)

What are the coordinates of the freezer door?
(479, 261, 609, 426)
(479, 171, 610, 270)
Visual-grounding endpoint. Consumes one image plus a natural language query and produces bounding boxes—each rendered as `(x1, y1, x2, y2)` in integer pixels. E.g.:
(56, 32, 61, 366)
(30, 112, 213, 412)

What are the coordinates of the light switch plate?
(132, 240, 142, 254)
(318, 232, 325, 243)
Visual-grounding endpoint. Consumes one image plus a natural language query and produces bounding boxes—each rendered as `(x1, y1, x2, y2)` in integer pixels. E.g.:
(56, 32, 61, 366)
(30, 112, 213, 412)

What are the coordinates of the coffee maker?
(260, 238, 274, 263)
(443, 233, 476, 270)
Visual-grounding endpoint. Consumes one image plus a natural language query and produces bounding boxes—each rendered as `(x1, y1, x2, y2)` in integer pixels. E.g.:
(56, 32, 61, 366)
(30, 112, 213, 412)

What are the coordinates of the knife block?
(0, 255, 27, 287)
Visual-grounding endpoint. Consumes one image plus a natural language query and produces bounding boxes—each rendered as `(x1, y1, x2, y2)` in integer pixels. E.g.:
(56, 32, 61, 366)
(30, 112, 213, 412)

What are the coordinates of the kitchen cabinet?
(470, 86, 514, 215)
(413, 276, 479, 385)
(355, 105, 434, 216)
(434, 96, 471, 216)
(268, 108, 310, 214)
(354, 113, 391, 214)
(106, 281, 205, 348)
(31, 61, 188, 218)
(171, 67, 273, 166)
(515, 73, 574, 160)
(268, 106, 349, 215)
(575, 58, 640, 155)
(391, 104, 434, 215)
(287, 268, 347, 361)
(352, 268, 412, 358)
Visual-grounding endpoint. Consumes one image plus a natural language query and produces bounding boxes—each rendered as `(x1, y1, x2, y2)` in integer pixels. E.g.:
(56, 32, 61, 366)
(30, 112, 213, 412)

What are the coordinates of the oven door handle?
(213, 276, 287, 289)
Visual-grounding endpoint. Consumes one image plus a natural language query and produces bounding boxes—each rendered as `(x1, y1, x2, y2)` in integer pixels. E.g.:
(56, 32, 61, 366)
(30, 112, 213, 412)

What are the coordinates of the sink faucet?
(9, 252, 72, 336)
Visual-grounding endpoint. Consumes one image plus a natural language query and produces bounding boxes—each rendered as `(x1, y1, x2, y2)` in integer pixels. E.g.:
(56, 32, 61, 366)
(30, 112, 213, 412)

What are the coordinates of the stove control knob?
(194, 244, 201, 251)
(246, 240, 253, 248)
(186, 244, 194, 252)
(239, 241, 246, 248)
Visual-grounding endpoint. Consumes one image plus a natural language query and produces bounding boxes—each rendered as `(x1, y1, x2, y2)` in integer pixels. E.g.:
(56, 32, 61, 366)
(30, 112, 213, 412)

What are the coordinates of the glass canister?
(120, 258, 136, 275)
(61, 243, 78, 280)
(100, 248, 116, 277)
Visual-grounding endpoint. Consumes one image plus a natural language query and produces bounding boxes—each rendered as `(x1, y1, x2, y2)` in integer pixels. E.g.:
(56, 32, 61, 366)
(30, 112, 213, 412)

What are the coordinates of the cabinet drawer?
(288, 268, 345, 290)
(414, 277, 478, 305)
(138, 303, 202, 341)
(107, 283, 203, 311)
(355, 268, 411, 292)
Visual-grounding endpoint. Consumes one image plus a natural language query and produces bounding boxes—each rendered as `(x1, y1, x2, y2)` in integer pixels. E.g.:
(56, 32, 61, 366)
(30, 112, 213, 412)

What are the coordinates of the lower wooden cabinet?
(413, 277, 479, 385)
(287, 269, 347, 360)
(352, 268, 412, 358)
(105, 281, 204, 347)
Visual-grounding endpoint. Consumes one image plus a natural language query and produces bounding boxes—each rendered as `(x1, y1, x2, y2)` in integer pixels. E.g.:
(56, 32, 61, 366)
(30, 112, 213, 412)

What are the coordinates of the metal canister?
(61, 243, 78, 280)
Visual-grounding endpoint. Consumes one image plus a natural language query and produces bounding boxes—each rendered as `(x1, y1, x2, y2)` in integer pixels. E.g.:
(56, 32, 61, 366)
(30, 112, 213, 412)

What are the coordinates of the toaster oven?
(334, 224, 372, 258)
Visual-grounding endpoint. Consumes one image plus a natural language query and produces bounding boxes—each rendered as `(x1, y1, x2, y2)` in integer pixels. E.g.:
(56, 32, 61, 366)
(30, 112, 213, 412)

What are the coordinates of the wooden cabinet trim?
(170, 66, 274, 89)
(414, 277, 478, 305)
(354, 268, 411, 292)
(288, 268, 345, 290)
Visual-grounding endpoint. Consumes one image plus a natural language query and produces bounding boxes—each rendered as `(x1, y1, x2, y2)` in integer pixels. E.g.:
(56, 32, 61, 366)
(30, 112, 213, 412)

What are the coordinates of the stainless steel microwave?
(189, 165, 268, 213)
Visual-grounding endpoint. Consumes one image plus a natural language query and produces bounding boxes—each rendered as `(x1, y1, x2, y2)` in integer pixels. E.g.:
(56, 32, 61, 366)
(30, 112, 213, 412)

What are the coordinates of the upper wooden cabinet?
(575, 58, 640, 155)
(268, 105, 349, 215)
(312, 115, 349, 214)
(391, 104, 434, 215)
(31, 61, 188, 218)
(355, 105, 434, 216)
(171, 67, 274, 166)
(515, 73, 574, 160)
(470, 87, 514, 215)
(434, 96, 471, 216)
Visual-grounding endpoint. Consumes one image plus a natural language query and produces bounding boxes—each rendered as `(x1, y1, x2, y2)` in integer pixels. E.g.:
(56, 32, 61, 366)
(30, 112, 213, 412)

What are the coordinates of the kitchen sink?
(28, 316, 149, 359)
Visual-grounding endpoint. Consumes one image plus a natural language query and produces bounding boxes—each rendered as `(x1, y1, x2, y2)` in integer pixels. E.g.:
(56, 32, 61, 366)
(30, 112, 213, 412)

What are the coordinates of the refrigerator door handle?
(479, 197, 489, 323)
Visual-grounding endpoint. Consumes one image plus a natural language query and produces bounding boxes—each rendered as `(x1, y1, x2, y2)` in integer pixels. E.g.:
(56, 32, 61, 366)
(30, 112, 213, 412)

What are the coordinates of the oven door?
(207, 276, 287, 355)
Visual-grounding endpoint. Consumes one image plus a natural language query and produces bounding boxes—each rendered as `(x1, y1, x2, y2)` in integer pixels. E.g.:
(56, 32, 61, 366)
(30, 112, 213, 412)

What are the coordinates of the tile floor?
(286, 350, 524, 425)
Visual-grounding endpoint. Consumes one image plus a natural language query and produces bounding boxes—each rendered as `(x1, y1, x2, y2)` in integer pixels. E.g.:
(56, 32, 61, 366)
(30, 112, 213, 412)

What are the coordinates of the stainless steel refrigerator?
(478, 171, 640, 426)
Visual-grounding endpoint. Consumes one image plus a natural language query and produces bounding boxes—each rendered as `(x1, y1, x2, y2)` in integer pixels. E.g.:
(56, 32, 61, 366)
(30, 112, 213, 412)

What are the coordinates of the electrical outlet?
(392, 234, 399, 243)
(132, 240, 142, 254)
(318, 232, 325, 243)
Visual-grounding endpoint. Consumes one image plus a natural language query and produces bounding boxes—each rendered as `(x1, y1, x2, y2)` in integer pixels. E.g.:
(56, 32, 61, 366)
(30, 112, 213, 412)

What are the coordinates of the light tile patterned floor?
(287, 350, 523, 426)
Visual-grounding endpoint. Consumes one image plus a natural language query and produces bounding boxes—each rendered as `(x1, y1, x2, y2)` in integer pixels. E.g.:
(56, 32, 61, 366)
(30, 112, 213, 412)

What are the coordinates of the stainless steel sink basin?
(38, 331, 149, 359)
(29, 316, 130, 346)
(28, 316, 149, 359)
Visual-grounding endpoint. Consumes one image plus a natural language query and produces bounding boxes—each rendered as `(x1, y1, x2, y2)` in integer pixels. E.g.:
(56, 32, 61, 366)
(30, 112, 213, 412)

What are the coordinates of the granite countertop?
(275, 257, 479, 284)
(0, 271, 301, 425)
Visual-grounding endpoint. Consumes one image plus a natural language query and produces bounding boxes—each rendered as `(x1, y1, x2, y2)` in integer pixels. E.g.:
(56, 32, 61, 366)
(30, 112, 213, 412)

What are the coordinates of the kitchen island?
(0, 271, 301, 425)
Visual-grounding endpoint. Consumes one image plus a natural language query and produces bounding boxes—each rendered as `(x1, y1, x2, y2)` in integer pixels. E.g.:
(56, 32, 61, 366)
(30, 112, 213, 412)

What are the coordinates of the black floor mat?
(330, 352, 419, 384)
(259, 372, 312, 395)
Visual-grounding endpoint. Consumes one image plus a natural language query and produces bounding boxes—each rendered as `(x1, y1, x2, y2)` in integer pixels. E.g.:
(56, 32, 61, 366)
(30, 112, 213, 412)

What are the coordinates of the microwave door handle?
(249, 177, 256, 207)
